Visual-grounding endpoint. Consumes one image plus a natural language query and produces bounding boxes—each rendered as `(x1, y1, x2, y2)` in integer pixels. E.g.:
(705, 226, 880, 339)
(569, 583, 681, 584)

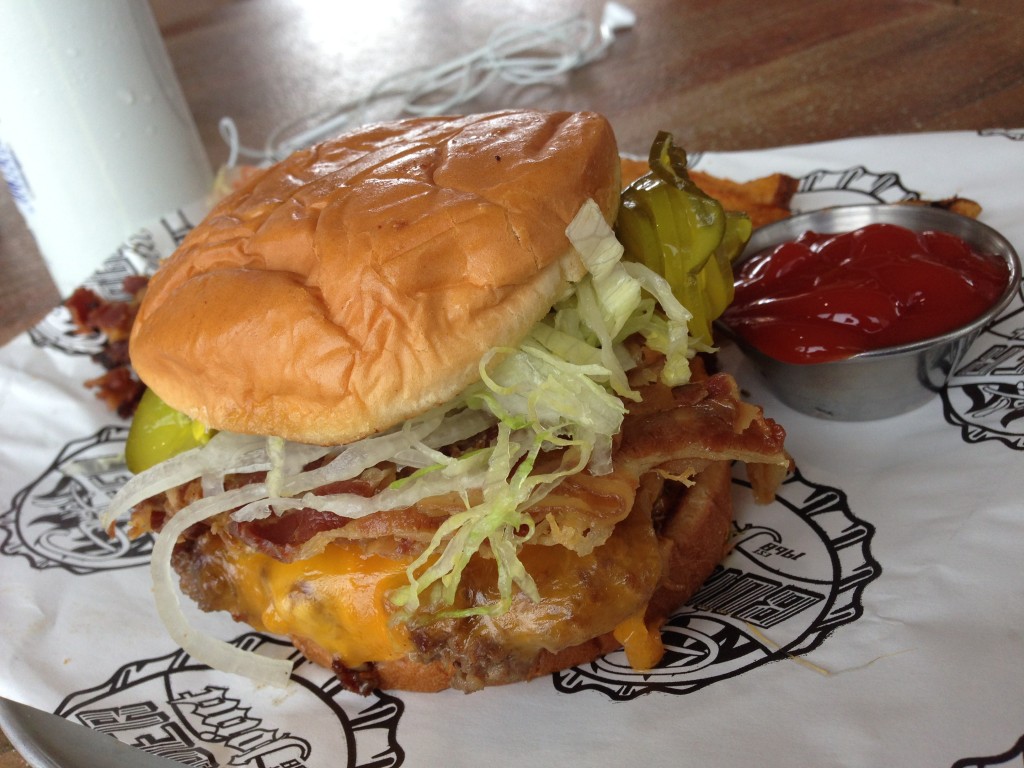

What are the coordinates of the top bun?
(130, 110, 621, 445)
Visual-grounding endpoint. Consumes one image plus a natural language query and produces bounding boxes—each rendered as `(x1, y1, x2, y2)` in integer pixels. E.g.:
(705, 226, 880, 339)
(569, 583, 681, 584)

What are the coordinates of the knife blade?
(0, 696, 184, 768)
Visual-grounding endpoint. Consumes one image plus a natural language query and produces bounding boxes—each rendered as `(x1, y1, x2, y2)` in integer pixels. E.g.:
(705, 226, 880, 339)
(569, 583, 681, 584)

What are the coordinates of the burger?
(104, 109, 789, 694)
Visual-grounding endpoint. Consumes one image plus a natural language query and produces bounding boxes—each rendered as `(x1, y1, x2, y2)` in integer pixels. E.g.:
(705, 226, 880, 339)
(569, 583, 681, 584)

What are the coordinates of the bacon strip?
(65, 279, 150, 417)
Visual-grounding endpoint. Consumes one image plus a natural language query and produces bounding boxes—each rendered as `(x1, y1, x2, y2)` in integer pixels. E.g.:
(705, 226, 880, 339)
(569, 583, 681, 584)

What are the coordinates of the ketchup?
(721, 222, 1009, 364)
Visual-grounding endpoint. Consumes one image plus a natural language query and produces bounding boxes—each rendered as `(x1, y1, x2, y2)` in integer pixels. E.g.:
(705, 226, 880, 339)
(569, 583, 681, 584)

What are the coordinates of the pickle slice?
(616, 132, 751, 345)
(125, 388, 214, 473)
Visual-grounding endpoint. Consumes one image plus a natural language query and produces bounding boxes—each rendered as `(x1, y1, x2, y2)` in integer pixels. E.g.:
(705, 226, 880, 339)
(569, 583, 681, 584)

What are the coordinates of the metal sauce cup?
(716, 204, 1022, 420)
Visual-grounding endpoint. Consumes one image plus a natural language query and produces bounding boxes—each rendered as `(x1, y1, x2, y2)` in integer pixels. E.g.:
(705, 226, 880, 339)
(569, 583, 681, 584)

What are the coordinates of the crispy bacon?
(225, 470, 395, 560)
(64, 278, 150, 417)
(330, 659, 380, 697)
(620, 373, 787, 468)
(66, 281, 146, 341)
(229, 509, 352, 561)
(65, 287, 104, 332)
(84, 367, 145, 419)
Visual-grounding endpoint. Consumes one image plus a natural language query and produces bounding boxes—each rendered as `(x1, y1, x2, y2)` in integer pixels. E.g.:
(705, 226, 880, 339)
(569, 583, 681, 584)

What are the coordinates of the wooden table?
(1, 0, 1022, 764)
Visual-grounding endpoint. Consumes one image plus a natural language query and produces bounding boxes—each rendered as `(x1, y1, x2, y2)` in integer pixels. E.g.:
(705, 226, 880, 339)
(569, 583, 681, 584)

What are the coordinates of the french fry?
(620, 156, 798, 229)
(622, 155, 982, 227)
(900, 196, 982, 219)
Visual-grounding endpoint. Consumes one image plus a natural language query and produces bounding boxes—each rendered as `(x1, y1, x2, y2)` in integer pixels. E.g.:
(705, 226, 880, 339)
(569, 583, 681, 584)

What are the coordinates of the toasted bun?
(130, 110, 620, 445)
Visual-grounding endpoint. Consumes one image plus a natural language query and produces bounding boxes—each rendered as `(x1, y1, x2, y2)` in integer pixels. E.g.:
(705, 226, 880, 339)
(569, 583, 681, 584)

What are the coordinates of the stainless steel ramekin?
(716, 204, 1022, 420)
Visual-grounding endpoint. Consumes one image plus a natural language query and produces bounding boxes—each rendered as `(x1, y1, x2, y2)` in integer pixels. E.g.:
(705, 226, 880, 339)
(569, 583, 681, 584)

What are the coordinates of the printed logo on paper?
(29, 209, 200, 356)
(56, 633, 404, 768)
(942, 300, 1024, 450)
(951, 734, 1024, 768)
(553, 467, 880, 699)
(978, 128, 1024, 142)
(792, 164, 919, 210)
(0, 426, 148, 573)
(0, 141, 34, 211)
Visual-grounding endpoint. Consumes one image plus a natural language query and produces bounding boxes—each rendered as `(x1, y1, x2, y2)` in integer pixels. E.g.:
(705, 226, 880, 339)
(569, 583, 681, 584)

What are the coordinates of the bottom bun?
(290, 460, 734, 693)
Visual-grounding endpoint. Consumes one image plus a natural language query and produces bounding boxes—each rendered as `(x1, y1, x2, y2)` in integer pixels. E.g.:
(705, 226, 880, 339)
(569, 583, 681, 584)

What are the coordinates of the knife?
(0, 696, 183, 768)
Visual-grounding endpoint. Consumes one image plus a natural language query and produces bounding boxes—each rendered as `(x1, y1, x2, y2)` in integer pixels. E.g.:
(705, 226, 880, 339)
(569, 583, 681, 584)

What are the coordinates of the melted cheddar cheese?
(613, 610, 665, 671)
(203, 493, 668, 673)
(228, 541, 415, 666)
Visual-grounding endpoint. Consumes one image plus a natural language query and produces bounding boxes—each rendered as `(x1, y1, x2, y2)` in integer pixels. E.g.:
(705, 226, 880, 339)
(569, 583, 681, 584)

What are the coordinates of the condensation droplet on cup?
(117, 88, 136, 105)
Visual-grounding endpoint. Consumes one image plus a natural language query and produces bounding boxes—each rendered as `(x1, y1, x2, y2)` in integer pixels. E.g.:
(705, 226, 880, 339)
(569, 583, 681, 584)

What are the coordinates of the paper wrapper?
(1, 131, 1022, 768)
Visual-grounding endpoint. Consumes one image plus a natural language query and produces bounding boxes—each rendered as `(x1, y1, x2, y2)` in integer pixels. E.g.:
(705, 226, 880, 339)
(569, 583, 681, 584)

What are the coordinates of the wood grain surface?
(2, 0, 1023, 763)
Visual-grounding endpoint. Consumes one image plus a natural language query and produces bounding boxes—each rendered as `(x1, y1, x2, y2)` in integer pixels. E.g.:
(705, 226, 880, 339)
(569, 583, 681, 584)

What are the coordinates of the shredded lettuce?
(387, 200, 698, 618)
(390, 344, 616, 617)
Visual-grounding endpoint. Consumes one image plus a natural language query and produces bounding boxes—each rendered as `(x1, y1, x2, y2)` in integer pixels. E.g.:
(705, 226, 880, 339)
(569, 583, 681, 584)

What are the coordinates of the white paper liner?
(1, 130, 1022, 767)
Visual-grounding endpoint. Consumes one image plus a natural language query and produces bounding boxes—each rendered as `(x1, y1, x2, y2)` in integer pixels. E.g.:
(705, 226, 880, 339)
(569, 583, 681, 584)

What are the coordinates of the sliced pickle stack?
(616, 132, 751, 346)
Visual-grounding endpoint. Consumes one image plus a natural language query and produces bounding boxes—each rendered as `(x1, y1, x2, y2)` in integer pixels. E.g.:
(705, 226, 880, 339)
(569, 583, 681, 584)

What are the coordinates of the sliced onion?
(230, 449, 492, 524)
(150, 481, 293, 688)
(103, 432, 270, 529)
(276, 410, 446, 497)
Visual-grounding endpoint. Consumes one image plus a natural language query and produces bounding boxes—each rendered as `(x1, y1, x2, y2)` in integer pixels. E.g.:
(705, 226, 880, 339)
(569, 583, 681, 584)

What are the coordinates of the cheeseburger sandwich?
(104, 109, 789, 694)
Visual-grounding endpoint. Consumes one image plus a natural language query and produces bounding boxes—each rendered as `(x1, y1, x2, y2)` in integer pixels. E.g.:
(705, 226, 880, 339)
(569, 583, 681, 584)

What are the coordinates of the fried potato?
(620, 156, 797, 228)
(622, 154, 982, 227)
(900, 196, 982, 219)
